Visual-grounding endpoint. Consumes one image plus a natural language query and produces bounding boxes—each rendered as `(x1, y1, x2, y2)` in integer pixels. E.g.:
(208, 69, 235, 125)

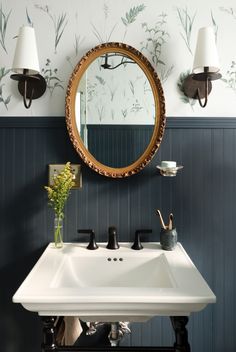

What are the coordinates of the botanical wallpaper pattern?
(1, 0, 236, 117)
(82, 55, 155, 124)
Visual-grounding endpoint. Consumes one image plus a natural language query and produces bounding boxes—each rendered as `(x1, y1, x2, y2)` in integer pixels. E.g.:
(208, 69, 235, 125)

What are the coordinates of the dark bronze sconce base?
(183, 71, 222, 108)
(183, 74, 212, 100)
(10, 73, 46, 109)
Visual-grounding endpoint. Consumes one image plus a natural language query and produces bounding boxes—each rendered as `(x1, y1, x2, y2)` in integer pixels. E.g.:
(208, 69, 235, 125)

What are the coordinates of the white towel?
(56, 317, 83, 346)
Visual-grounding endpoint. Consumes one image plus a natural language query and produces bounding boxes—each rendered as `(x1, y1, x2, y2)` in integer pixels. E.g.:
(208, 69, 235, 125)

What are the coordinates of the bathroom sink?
(51, 251, 174, 289)
(13, 243, 216, 322)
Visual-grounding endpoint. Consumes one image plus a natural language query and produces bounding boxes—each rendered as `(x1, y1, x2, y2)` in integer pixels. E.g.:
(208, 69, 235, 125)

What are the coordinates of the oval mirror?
(66, 43, 166, 178)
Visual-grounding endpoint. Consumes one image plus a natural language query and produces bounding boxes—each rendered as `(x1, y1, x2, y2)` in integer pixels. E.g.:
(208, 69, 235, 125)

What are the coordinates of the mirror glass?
(66, 43, 166, 178)
(75, 53, 155, 168)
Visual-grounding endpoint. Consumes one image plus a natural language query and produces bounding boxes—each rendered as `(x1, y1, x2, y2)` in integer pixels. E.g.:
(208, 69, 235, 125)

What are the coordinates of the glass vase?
(54, 215, 63, 248)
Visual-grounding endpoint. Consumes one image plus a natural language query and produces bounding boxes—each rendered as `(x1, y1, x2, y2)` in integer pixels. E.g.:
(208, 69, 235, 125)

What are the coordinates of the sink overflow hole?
(107, 257, 124, 262)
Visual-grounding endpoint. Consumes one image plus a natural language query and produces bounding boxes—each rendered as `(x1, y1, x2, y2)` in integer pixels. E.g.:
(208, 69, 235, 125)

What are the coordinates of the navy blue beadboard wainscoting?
(0, 116, 235, 352)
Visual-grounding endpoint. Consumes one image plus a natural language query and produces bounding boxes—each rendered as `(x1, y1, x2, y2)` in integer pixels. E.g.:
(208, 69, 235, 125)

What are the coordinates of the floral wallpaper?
(1, 0, 236, 117)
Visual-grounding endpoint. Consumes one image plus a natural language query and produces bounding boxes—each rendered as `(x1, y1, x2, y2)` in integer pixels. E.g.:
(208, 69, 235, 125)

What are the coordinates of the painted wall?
(0, 0, 236, 117)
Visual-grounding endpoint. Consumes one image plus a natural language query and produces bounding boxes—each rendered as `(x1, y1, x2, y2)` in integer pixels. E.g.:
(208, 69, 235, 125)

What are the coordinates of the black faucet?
(106, 226, 119, 249)
(77, 229, 98, 250)
(131, 229, 152, 250)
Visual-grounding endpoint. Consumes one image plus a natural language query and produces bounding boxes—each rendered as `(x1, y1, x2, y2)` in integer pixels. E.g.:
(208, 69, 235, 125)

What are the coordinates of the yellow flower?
(44, 162, 75, 217)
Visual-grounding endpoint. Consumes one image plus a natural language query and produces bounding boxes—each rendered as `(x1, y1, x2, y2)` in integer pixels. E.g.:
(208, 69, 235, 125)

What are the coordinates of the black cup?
(160, 228, 177, 250)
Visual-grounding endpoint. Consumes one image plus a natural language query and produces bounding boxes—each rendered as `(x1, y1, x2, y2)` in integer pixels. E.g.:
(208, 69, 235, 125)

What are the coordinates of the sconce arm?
(196, 77, 209, 108)
(10, 73, 46, 109)
(23, 79, 34, 108)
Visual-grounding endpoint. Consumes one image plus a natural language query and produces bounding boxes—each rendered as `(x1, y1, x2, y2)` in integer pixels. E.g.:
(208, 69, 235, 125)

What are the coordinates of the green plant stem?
(54, 214, 63, 247)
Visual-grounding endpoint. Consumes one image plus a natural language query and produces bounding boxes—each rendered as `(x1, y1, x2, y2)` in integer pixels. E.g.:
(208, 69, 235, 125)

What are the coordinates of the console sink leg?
(170, 316, 191, 352)
(41, 316, 57, 352)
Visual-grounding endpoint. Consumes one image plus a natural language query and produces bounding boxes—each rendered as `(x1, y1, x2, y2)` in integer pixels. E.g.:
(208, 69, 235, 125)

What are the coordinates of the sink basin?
(51, 253, 175, 289)
(13, 243, 216, 322)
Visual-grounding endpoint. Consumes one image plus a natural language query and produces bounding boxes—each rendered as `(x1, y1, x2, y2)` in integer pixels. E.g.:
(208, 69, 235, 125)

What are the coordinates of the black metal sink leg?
(41, 316, 57, 352)
(170, 316, 191, 352)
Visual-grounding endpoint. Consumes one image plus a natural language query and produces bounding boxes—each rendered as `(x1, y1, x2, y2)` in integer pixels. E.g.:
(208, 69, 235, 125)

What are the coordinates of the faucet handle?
(107, 226, 119, 249)
(131, 229, 152, 250)
(77, 229, 98, 250)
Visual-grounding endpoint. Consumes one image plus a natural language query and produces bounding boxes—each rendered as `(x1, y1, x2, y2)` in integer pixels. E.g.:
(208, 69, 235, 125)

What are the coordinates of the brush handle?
(168, 213, 173, 230)
(156, 209, 166, 229)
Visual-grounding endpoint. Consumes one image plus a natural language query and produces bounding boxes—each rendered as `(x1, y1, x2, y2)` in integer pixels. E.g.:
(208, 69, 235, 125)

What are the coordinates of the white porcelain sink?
(51, 252, 174, 289)
(13, 243, 216, 322)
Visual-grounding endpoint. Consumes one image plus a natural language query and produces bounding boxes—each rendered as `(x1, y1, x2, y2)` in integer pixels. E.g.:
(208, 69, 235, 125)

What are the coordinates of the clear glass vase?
(54, 215, 63, 248)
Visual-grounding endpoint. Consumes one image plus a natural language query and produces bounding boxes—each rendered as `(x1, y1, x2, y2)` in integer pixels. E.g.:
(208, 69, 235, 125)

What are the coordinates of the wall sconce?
(183, 26, 221, 108)
(101, 53, 136, 70)
(10, 26, 46, 109)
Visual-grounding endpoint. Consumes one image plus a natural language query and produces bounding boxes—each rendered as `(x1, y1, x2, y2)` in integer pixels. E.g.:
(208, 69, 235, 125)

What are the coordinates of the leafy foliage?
(220, 7, 236, 20)
(131, 100, 143, 113)
(211, 10, 218, 42)
(121, 4, 145, 26)
(129, 80, 135, 95)
(0, 67, 11, 109)
(35, 5, 67, 53)
(108, 83, 118, 101)
(0, 4, 11, 54)
(42, 59, 64, 96)
(160, 65, 174, 84)
(121, 109, 127, 119)
(121, 4, 145, 40)
(66, 34, 85, 68)
(74, 34, 84, 57)
(140, 13, 174, 83)
(44, 162, 75, 219)
(95, 75, 106, 85)
(141, 15, 169, 66)
(87, 80, 97, 102)
(25, 7, 33, 26)
(177, 70, 196, 108)
(54, 13, 67, 53)
(91, 22, 117, 43)
(103, 2, 109, 20)
(97, 105, 104, 121)
(222, 61, 236, 92)
(176, 7, 196, 55)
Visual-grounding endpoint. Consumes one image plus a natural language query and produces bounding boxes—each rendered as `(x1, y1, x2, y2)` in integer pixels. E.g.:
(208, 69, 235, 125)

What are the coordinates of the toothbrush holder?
(160, 228, 177, 251)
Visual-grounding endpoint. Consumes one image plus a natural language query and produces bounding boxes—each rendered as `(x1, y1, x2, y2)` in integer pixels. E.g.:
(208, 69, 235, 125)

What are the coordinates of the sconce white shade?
(193, 26, 220, 74)
(12, 26, 40, 75)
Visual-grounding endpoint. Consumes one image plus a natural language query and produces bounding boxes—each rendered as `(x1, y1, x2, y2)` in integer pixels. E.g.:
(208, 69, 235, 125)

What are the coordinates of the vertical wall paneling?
(211, 129, 225, 352)
(1, 116, 236, 352)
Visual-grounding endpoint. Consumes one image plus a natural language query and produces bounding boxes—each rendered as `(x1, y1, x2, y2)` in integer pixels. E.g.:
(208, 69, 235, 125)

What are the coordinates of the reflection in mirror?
(66, 43, 166, 178)
(75, 52, 155, 168)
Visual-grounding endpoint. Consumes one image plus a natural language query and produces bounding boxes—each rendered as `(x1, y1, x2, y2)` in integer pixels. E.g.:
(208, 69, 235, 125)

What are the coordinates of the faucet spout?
(106, 226, 119, 249)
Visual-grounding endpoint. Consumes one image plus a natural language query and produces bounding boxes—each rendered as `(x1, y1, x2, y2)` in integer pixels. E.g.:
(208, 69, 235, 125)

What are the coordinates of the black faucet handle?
(108, 226, 117, 235)
(131, 229, 152, 250)
(77, 229, 98, 250)
(107, 226, 119, 249)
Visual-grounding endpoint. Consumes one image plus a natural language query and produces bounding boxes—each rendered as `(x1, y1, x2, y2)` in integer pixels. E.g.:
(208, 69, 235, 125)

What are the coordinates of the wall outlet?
(48, 164, 82, 189)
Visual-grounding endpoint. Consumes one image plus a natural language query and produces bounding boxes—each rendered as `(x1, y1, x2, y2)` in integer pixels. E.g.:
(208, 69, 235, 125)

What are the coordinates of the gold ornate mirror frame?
(65, 42, 166, 178)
